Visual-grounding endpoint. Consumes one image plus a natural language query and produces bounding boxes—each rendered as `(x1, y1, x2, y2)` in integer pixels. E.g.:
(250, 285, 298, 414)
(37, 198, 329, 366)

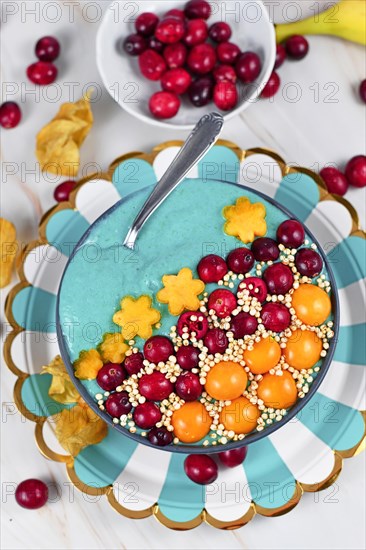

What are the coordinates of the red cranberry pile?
(27, 36, 60, 85)
(123, 0, 263, 118)
(320, 155, 366, 196)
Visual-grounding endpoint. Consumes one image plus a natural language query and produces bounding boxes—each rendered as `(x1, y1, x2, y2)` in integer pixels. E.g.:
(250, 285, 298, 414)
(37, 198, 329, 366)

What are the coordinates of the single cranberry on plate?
(208, 289, 237, 318)
(133, 402, 162, 429)
(148, 426, 174, 446)
(261, 71, 281, 98)
(216, 42, 241, 65)
(15, 479, 48, 509)
(135, 12, 159, 36)
(238, 277, 268, 303)
(188, 77, 214, 106)
(184, 454, 218, 485)
(27, 61, 58, 85)
(230, 311, 258, 338)
(149, 91, 180, 119)
(0, 101, 21, 129)
(251, 237, 279, 262)
(213, 64, 237, 84)
(285, 35, 309, 60)
(209, 21, 232, 43)
(359, 79, 366, 104)
(139, 371, 174, 401)
(175, 372, 202, 401)
(35, 36, 60, 61)
(261, 302, 291, 332)
(155, 17, 185, 44)
(204, 328, 228, 354)
(144, 335, 174, 363)
(105, 391, 132, 417)
(263, 263, 294, 295)
(320, 167, 349, 196)
(185, 0, 212, 20)
(295, 248, 323, 277)
(275, 43, 286, 68)
(187, 43, 216, 74)
(176, 345, 200, 370)
(197, 254, 228, 283)
(184, 19, 208, 47)
(123, 33, 147, 56)
(147, 36, 164, 53)
(163, 42, 187, 68)
(162, 68, 192, 95)
(218, 446, 247, 467)
(227, 247, 254, 274)
(177, 311, 209, 339)
(139, 50, 166, 80)
(54, 180, 75, 202)
(213, 81, 238, 111)
(277, 219, 305, 249)
(124, 351, 144, 376)
(97, 363, 126, 391)
(235, 52, 261, 83)
(345, 155, 366, 188)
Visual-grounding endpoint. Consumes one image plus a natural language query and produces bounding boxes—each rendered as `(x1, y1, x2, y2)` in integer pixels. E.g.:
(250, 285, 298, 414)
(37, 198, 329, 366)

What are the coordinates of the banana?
(275, 0, 366, 45)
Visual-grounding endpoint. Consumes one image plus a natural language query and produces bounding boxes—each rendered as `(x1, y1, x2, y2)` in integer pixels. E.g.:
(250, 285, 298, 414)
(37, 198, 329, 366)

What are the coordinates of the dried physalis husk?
(41, 355, 79, 404)
(0, 218, 17, 288)
(36, 93, 93, 177)
(54, 400, 108, 456)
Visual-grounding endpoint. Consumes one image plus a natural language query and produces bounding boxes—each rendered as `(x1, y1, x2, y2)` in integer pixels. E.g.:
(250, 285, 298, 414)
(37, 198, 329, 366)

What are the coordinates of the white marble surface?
(1, 1, 365, 549)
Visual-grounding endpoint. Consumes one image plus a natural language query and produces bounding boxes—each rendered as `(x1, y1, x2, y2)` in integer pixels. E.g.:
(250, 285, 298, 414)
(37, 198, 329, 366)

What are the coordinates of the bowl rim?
(56, 177, 340, 454)
(96, 0, 276, 130)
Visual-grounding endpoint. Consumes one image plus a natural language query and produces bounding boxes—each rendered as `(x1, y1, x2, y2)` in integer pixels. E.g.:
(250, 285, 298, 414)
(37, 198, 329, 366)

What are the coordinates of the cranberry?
(261, 303, 291, 332)
(217, 42, 241, 65)
(275, 44, 286, 69)
(238, 277, 268, 303)
(295, 248, 323, 278)
(144, 336, 174, 363)
(227, 248, 254, 274)
(148, 426, 173, 446)
(15, 479, 48, 510)
(53, 180, 75, 202)
(155, 17, 185, 44)
(184, 454, 218, 485)
(133, 402, 162, 429)
(149, 91, 180, 119)
(97, 363, 126, 391)
(184, 19, 208, 47)
(263, 263, 294, 295)
(213, 81, 238, 111)
(198, 254, 228, 283)
(204, 328, 228, 354)
(139, 372, 174, 401)
(320, 167, 349, 196)
(135, 12, 159, 36)
(213, 64, 237, 84)
(187, 43, 216, 74)
(235, 52, 261, 83)
(360, 79, 366, 103)
(27, 61, 57, 85)
(345, 155, 366, 188)
(176, 345, 200, 370)
(277, 219, 305, 249)
(139, 50, 166, 80)
(208, 289, 237, 318)
(251, 238, 279, 262)
(105, 391, 132, 417)
(218, 447, 247, 467)
(185, 0, 212, 20)
(175, 372, 202, 401)
(0, 102, 21, 129)
(162, 68, 192, 95)
(163, 42, 187, 68)
(188, 77, 214, 106)
(123, 34, 147, 56)
(147, 36, 164, 53)
(35, 36, 60, 62)
(177, 311, 209, 339)
(261, 71, 281, 98)
(285, 35, 309, 60)
(165, 9, 185, 20)
(209, 22, 232, 43)
(124, 352, 144, 375)
(230, 312, 258, 338)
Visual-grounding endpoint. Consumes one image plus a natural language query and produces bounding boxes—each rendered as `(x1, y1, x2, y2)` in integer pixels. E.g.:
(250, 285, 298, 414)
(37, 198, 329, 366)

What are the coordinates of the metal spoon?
(123, 112, 224, 250)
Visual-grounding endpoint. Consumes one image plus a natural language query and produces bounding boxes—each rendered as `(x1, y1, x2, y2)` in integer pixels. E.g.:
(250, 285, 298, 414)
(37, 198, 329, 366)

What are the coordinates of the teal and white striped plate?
(5, 143, 365, 529)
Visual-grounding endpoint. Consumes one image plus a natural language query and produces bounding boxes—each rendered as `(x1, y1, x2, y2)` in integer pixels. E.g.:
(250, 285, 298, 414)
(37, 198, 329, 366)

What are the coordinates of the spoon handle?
(123, 112, 224, 249)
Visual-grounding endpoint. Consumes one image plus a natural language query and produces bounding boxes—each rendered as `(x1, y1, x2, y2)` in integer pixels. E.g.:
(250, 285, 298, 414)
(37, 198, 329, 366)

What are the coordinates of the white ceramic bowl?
(96, 0, 276, 129)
